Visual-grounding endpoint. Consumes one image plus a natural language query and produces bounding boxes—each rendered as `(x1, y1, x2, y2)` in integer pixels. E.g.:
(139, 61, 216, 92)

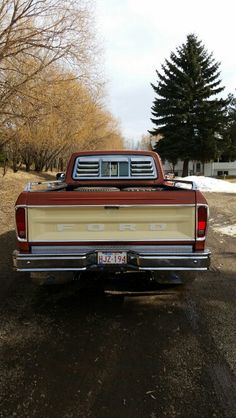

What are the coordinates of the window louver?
(131, 160, 154, 177)
(73, 156, 157, 179)
(75, 160, 99, 177)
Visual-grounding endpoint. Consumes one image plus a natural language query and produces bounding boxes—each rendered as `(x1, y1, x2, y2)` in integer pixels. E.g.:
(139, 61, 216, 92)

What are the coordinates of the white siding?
(162, 160, 236, 177)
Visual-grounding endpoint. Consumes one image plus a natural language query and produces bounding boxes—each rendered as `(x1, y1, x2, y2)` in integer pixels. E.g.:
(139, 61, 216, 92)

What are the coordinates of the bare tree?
(138, 134, 152, 150)
(4, 63, 124, 172)
(0, 0, 96, 137)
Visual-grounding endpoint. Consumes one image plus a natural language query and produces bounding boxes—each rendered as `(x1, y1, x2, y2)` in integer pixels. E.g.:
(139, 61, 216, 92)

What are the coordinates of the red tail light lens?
(197, 206, 208, 238)
(16, 207, 26, 239)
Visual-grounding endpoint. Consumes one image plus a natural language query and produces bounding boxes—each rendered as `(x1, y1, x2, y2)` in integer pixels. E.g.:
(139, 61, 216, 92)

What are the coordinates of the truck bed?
(13, 151, 210, 278)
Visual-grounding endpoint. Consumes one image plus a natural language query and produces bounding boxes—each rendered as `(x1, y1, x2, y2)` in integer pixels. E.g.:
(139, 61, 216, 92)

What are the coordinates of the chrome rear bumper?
(13, 246, 211, 272)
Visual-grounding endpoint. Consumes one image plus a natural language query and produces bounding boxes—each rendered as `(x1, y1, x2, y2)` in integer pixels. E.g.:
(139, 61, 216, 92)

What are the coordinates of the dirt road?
(0, 183, 236, 417)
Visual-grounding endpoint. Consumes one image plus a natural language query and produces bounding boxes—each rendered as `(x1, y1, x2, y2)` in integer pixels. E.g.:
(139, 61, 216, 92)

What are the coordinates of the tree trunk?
(12, 155, 19, 172)
(3, 158, 8, 176)
(202, 162, 205, 175)
(182, 159, 189, 177)
(25, 162, 31, 172)
(58, 158, 64, 171)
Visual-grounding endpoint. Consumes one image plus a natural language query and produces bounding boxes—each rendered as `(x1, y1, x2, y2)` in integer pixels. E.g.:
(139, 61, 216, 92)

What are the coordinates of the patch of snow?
(181, 176, 236, 193)
(172, 176, 236, 236)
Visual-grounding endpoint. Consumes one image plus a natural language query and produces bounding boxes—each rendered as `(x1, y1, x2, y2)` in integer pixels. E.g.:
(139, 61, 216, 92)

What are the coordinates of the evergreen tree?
(149, 34, 228, 176)
(221, 95, 236, 161)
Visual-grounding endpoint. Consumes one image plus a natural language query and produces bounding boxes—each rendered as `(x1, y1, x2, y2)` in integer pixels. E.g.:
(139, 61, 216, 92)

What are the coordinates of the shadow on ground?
(0, 230, 19, 297)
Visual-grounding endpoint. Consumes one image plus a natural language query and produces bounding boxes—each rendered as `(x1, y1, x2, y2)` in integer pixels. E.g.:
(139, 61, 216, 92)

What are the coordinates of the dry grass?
(226, 178, 236, 183)
(0, 169, 55, 234)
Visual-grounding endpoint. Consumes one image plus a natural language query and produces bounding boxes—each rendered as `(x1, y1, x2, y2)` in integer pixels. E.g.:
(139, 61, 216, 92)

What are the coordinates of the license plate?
(97, 252, 127, 265)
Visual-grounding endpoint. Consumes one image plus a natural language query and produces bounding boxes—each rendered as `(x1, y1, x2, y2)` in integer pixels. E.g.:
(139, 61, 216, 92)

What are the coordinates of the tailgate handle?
(104, 206, 120, 209)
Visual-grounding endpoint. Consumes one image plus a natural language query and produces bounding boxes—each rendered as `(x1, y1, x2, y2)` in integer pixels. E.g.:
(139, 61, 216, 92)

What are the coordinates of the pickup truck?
(13, 150, 210, 284)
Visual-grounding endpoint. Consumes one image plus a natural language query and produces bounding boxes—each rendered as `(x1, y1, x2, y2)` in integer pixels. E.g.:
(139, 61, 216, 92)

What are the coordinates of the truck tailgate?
(27, 204, 196, 243)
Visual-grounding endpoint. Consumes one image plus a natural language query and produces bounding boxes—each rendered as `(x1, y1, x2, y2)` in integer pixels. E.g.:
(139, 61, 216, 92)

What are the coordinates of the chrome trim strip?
(31, 245, 194, 254)
(27, 239, 195, 243)
(141, 255, 207, 260)
(24, 204, 196, 208)
(140, 267, 208, 271)
(21, 256, 87, 261)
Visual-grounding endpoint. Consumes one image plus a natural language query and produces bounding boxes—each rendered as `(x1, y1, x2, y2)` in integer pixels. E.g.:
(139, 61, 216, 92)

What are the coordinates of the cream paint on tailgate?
(27, 206, 196, 242)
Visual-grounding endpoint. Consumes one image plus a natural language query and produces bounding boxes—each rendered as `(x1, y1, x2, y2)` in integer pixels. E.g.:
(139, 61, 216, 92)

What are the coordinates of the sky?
(95, 0, 236, 142)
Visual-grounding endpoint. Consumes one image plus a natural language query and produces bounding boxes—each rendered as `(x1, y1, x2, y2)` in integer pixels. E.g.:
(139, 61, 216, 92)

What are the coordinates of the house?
(162, 159, 236, 177)
(149, 137, 236, 177)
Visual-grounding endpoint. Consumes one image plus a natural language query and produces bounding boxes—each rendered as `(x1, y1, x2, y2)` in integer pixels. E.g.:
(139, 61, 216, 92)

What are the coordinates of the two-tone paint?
(13, 151, 210, 274)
